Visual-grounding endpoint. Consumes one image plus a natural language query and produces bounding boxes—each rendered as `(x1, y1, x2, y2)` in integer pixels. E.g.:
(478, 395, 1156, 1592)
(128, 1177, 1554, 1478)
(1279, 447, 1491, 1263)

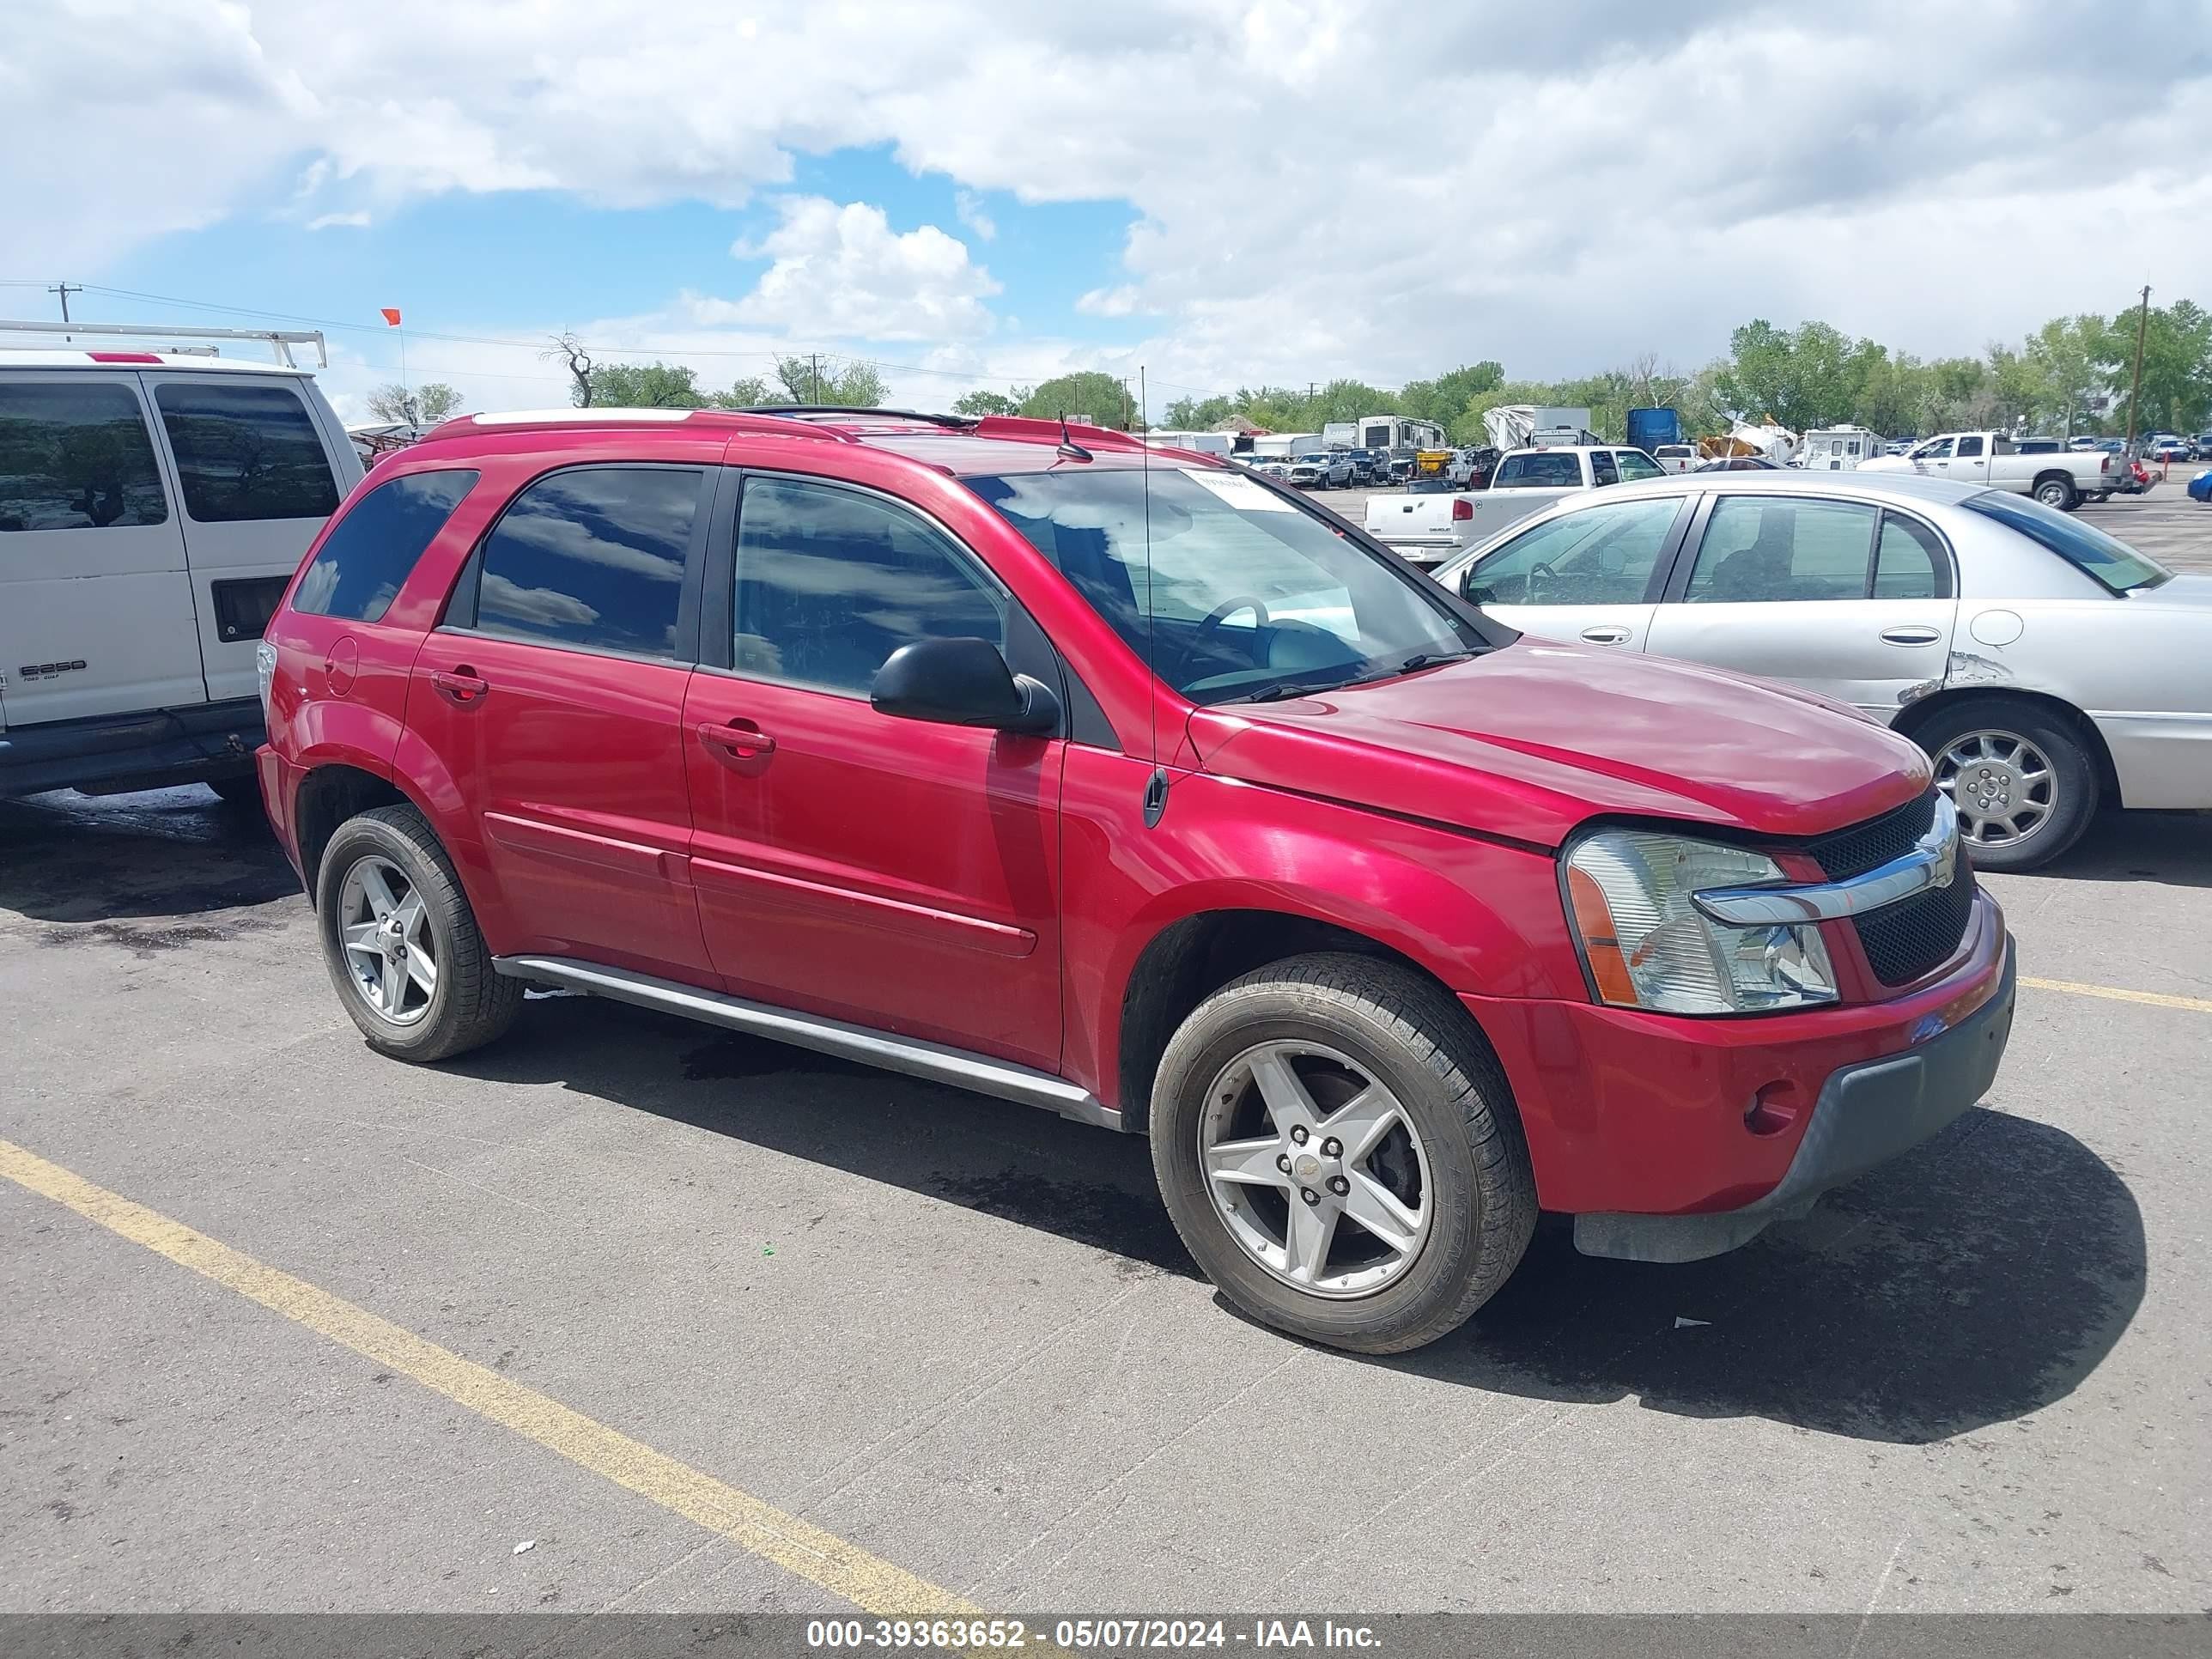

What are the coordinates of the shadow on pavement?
(2024, 809, 2212, 889)
(0, 787, 298, 924)
(452, 995, 2144, 1448)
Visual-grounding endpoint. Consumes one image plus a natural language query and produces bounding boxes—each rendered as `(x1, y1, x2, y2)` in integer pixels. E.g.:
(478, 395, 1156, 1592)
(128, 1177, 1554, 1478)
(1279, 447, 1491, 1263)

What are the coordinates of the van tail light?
(1450, 498, 1474, 520)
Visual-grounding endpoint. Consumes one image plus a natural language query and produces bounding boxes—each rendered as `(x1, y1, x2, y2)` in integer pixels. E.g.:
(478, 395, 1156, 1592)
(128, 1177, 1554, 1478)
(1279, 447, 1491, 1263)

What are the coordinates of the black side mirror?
(871, 637, 1060, 735)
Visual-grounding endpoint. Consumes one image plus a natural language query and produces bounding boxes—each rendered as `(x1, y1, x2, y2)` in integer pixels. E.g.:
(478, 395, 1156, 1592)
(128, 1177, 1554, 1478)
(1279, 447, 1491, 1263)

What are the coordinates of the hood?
(1187, 639, 1930, 848)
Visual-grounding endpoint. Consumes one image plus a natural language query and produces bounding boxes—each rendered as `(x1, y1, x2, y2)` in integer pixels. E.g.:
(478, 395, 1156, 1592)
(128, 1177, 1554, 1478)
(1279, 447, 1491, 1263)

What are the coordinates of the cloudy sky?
(5, 0, 2209, 420)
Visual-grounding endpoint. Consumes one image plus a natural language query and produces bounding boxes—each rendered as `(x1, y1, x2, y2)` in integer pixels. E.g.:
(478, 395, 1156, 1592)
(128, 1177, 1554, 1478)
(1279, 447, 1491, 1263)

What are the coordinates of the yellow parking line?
(0, 1136, 977, 1619)
(2021, 975, 2212, 1016)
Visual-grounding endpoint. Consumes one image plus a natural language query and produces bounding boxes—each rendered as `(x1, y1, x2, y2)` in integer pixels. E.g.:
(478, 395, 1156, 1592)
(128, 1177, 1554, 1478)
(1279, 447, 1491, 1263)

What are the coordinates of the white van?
(0, 347, 362, 799)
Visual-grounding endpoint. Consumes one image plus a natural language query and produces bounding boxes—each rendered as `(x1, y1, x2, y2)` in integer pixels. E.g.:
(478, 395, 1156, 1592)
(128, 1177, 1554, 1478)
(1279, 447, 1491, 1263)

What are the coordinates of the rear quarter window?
(154, 381, 342, 523)
(0, 380, 170, 531)
(290, 470, 478, 623)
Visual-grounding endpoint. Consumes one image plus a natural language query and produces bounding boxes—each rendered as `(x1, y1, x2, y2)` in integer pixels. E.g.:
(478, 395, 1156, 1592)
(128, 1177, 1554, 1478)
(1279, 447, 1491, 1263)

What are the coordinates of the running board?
(494, 955, 1122, 1133)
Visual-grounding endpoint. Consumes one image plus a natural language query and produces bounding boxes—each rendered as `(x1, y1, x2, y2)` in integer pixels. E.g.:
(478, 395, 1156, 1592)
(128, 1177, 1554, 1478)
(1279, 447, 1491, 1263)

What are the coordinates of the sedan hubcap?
(1935, 730, 2054, 848)
(1199, 1040, 1431, 1299)
(337, 854, 438, 1025)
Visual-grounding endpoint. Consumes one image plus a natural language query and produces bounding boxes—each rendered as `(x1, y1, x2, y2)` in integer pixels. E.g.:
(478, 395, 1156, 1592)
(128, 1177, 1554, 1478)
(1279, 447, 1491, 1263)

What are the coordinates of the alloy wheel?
(1198, 1040, 1432, 1298)
(1935, 729, 2055, 849)
(336, 854, 439, 1024)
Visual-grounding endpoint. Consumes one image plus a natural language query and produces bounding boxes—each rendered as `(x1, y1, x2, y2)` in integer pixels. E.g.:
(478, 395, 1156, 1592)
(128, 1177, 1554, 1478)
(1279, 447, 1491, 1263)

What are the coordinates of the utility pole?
(809, 353, 822, 402)
(2126, 284, 2151, 449)
(48, 283, 82, 343)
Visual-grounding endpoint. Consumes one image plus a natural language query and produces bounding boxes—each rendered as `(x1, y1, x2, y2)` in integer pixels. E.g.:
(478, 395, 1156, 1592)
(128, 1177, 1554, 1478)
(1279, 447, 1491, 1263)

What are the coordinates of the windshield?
(1965, 490, 2172, 593)
(1492, 452, 1583, 488)
(967, 465, 1482, 704)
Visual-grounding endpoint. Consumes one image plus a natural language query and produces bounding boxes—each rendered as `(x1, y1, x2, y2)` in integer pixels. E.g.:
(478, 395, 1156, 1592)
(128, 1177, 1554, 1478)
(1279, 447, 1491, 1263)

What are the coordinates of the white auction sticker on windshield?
(1181, 467, 1292, 511)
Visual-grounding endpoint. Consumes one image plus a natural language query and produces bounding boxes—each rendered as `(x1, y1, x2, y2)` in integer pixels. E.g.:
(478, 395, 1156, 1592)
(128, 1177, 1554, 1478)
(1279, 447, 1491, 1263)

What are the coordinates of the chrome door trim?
(494, 954, 1121, 1131)
(1692, 796, 1961, 926)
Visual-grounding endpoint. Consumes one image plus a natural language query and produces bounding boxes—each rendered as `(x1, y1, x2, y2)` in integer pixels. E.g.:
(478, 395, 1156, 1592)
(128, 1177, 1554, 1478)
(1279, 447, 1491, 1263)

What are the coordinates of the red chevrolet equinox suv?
(258, 407, 2014, 1353)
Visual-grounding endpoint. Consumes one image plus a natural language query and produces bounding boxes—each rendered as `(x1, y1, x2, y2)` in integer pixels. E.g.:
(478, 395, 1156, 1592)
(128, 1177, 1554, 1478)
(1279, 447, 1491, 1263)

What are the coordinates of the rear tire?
(1913, 696, 2098, 872)
(316, 804, 521, 1061)
(1149, 952, 1537, 1354)
(2033, 474, 2077, 511)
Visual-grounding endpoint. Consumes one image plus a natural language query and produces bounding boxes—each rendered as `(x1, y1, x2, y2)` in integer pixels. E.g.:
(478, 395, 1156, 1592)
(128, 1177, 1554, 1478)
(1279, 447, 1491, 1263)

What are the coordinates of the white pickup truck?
(1856, 430, 2118, 509)
(1363, 445, 1667, 567)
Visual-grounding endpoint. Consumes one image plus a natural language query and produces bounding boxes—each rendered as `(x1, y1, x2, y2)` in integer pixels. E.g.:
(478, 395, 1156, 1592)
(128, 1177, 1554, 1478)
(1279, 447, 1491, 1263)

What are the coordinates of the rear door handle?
(1880, 626, 1942, 646)
(1579, 624, 1632, 644)
(698, 720, 775, 760)
(431, 668, 490, 704)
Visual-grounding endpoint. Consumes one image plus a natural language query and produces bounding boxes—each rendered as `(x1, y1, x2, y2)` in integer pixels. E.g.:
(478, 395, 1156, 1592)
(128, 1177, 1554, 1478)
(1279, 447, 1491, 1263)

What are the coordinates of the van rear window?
(0, 380, 170, 532)
(155, 382, 341, 523)
(291, 470, 478, 623)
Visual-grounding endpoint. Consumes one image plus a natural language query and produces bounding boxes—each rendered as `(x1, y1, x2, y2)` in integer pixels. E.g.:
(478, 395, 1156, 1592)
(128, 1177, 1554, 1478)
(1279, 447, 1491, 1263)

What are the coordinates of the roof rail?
(970, 414, 1148, 453)
(736, 404, 981, 430)
(417, 406, 854, 444)
(0, 319, 328, 367)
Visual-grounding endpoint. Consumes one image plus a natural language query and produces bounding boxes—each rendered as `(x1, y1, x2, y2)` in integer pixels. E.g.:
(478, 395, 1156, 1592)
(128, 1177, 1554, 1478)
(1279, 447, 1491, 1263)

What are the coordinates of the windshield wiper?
(1237, 677, 1363, 703)
(1393, 651, 1474, 674)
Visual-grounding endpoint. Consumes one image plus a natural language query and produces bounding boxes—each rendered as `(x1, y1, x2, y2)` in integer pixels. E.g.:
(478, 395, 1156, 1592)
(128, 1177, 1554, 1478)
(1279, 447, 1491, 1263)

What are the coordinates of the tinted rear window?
(0, 380, 169, 531)
(471, 466, 701, 658)
(155, 382, 341, 523)
(291, 470, 477, 623)
(1492, 452, 1583, 488)
(1964, 490, 2172, 593)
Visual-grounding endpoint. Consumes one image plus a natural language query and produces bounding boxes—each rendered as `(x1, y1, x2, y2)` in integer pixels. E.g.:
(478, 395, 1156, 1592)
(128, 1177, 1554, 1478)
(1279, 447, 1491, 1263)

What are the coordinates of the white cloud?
(9, 1, 2207, 398)
(1076, 285, 1144, 319)
(954, 190, 996, 242)
(712, 196, 1000, 341)
(306, 210, 371, 230)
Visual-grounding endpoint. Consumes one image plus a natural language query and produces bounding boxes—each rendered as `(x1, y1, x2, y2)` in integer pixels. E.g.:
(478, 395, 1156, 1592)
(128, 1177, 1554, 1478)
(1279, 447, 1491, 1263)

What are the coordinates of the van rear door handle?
(1880, 626, 1942, 646)
(1579, 624, 1632, 644)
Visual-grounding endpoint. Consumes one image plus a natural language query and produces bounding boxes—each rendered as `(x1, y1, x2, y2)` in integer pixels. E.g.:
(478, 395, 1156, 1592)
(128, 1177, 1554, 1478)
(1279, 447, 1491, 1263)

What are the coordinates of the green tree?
(2098, 299, 2212, 436)
(706, 375, 787, 409)
(1020, 372, 1137, 428)
(1162, 394, 1235, 429)
(1400, 362, 1504, 428)
(770, 356, 887, 406)
(585, 361, 707, 408)
(365, 381, 463, 424)
(952, 389, 1025, 417)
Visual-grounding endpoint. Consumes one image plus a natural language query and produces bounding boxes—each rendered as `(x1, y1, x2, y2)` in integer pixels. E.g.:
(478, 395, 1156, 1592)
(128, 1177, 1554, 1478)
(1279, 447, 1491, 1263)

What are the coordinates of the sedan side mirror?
(871, 636, 1060, 736)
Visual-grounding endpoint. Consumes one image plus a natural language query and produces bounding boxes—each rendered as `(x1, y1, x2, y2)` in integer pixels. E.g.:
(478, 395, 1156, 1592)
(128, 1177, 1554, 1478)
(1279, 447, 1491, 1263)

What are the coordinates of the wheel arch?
(1113, 906, 1494, 1137)
(1893, 685, 2118, 799)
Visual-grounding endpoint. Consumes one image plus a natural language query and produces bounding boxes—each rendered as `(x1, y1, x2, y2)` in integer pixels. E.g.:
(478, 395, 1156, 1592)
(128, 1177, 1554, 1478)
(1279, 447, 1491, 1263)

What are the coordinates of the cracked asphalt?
(0, 767, 2205, 1613)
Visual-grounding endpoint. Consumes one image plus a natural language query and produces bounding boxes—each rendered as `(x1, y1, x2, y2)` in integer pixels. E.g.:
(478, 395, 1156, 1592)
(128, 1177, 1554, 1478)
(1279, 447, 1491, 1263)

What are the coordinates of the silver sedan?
(1431, 470, 2210, 871)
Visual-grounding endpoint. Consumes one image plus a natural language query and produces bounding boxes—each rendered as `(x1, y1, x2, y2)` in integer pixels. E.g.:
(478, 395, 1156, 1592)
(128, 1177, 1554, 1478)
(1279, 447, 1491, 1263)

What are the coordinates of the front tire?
(1149, 952, 1536, 1354)
(1914, 696, 2098, 872)
(316, 804, 521, 1061)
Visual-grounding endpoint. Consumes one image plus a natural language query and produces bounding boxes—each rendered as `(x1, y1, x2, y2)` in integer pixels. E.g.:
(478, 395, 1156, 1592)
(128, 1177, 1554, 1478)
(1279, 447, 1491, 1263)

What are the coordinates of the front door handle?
(431, 668, 489, 704)
(698, 720, 775, 760)
(1579, 624, 1632, 644)
(1880, 625, 1942, 646)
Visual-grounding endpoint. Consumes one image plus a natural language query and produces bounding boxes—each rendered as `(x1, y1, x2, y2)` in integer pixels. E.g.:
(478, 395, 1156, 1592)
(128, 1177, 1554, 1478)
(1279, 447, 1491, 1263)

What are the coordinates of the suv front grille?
(1806, 788, 1976, 988)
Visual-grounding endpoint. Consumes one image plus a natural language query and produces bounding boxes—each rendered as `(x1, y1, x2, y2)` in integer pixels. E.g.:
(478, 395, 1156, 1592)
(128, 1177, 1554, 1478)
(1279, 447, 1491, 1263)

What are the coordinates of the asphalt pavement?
(2, 725, 2207, 1614)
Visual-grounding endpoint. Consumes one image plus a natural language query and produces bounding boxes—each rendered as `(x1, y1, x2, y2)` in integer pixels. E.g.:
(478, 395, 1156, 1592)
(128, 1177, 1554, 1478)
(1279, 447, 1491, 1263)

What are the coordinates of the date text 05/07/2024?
(803, 1618, 1382, 1650)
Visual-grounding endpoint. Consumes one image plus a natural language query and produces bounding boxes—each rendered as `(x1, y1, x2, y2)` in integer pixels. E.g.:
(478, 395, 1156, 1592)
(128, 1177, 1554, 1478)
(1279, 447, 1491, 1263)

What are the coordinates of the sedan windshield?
(1964, 490, 2172, 593)
(966, 465, 1483, 704)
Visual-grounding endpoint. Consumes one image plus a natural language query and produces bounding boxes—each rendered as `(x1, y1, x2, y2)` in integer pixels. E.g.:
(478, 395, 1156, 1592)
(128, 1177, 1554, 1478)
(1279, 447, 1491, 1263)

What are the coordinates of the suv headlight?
(1564, 828, 1837, 1015)
(256, 640, 277, 723)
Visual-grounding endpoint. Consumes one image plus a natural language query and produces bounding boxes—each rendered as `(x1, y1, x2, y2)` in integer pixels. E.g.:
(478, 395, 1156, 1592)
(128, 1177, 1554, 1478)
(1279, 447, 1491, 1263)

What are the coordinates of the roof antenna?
(1138, 366, 1168, 829)
(1057, 410, 1093, 462)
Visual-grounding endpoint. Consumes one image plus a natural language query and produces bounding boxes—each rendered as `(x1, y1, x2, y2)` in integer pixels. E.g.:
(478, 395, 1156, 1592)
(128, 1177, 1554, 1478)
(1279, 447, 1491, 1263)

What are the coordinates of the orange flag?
(380, 307, 402, 326)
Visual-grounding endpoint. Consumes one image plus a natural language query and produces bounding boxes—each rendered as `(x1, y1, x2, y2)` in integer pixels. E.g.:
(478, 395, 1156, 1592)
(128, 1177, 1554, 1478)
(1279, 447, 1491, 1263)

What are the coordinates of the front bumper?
(1573, 941, 2015, 1261)
(1462, 889, 2012, 1239)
